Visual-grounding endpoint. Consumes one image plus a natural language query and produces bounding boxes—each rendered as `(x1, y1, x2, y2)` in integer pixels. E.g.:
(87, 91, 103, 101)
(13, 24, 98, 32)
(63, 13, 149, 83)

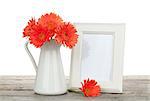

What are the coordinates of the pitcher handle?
(24, 41, 37, 73)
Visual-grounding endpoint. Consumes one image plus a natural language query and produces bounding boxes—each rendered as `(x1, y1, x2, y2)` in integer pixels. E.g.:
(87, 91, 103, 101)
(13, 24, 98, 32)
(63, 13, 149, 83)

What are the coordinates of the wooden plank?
(0, 76, 149, 101)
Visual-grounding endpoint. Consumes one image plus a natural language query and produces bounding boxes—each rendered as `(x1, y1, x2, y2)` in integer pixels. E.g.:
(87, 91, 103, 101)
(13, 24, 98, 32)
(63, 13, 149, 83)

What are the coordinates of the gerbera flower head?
(29, 24, 53, 48)
(79, 78, 101, 97)
(38, 12, 63, 33)
(55, 22, 78, 48)
(23, 18, 36, 37)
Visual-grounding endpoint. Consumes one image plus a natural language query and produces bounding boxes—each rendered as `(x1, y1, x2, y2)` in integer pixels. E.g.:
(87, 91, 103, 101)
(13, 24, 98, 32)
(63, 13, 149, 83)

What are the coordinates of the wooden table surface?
(0, 76, 149, 101)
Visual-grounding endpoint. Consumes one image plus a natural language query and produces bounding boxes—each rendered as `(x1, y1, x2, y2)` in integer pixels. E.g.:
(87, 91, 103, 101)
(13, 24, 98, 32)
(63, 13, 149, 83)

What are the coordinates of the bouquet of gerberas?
(23, 12, 78, 48)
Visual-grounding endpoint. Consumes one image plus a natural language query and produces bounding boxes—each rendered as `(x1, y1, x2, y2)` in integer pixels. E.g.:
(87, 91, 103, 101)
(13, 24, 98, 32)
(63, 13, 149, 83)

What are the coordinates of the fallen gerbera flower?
(79, 78, 101, 97)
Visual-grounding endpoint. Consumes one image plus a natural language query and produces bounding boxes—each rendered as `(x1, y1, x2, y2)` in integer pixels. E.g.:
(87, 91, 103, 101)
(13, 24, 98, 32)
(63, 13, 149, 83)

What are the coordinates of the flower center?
(39, 33, 46, 40)
(85, 88, 90, 94)
(64, 32, 67, 36)
(63, 32, 69, 41)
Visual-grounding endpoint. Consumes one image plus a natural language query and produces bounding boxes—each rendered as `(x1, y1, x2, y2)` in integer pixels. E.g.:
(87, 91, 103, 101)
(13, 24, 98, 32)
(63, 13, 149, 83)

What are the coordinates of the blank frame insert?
(81, 33, 114, 82)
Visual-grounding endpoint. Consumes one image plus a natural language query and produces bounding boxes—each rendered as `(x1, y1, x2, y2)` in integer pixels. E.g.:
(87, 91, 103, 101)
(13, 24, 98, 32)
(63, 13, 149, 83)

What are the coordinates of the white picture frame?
(69, 23, 125, 93)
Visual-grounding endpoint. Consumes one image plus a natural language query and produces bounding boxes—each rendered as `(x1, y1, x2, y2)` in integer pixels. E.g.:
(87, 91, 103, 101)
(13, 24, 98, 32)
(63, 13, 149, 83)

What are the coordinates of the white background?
(0, 0, 150, 75)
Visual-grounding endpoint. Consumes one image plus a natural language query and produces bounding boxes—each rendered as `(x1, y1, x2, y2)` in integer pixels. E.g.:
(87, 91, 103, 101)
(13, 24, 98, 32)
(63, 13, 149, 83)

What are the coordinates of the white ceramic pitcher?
(24, 40, 67, 95)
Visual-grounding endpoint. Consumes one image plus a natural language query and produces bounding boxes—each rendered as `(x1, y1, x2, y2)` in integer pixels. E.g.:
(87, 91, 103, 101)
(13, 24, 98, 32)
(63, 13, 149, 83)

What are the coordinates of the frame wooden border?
(69, 23, 125, 93)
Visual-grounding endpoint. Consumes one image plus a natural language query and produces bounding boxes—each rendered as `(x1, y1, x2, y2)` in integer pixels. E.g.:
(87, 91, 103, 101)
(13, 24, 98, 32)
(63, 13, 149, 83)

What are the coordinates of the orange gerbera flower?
(38, 13, 63, 33)
(29, 24, 53, 48)
(23, 18, 36, 37)
(79, 78, 101, 97)
(55, 22, 78, 48)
